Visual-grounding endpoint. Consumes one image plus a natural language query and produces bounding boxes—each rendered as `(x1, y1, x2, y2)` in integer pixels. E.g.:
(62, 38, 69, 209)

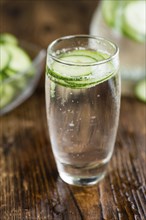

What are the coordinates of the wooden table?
(0, 1, 146, 219)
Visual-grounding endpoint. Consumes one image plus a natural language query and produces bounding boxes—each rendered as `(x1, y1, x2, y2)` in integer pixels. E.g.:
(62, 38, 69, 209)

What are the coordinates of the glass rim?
(47, 35, 119, 67)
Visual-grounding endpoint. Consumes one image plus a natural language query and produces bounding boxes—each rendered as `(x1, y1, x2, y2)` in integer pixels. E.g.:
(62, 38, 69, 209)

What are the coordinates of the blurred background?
(0, 0, 98, 47)
(0, 0, 99, 111)
(0, 0, 102, 115)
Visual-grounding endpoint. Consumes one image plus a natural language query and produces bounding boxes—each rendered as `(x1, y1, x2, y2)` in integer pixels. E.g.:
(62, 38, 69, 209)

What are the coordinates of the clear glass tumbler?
(45, 35, 121, 186)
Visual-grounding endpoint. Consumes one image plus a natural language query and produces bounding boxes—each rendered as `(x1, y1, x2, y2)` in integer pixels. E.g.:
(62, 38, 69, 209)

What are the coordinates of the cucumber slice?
(0, 70, 7, 81)
(4, 44, 31, 73)
(102, 0, 126, 29)
(102, 0, 118, 27)
(0, 83, 15, 108)
(0, 33, 18, 45)
(4, 68, 15, 77)
(3, 68, 27, 89)
(47, 49, 115, 89)
(50, 50, 110, 80)
(135, 80, 146, 103)
(51, 55, 96, 79)
(49, 70, 114, 89)
(0, 45, 10, 71)
(65, 50, 107, 61)
(123, 1, 146, 42)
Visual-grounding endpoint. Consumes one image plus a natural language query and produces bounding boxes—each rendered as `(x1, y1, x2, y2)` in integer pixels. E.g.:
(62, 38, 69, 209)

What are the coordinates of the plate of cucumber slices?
(0, 33, 46, 115)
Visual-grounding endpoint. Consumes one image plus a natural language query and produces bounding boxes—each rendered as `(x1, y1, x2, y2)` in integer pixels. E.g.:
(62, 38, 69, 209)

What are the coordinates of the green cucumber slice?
(64, 50, 107, 61)
(135, 80, 146, 103)
(4, 44, 31, 73)
(49, 50, 110, 81)
(123, 1, 146, 42)
(0, 33, 18, 45)
(0, 83, 15, 108)
(51, 55, 96, 79)
(0, 45, 10, 71)
(0, 70, 8, 81)
(3, 68, 16, 77)
(47, 49, 116, 89)
(49, 70, 114, 89)
(102, 0, 118, 27)
(102, 0, 126, 29)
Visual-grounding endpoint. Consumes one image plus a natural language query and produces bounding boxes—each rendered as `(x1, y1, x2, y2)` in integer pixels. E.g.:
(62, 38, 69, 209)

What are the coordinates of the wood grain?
(0, 1, 146, 219)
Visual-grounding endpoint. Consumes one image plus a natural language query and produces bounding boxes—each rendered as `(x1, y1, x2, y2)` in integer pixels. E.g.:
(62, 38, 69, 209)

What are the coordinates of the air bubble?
(91, 116, 96, 119)
(69, 122, 74, 127)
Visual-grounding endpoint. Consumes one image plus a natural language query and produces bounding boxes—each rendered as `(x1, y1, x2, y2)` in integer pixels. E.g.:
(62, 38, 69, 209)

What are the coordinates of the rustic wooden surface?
(0, 1, 146, 220)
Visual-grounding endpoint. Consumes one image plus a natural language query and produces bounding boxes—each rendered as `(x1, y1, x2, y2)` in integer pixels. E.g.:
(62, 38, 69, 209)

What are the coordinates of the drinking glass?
(45, 35, 121, 186)
(90, 0, 145, 95)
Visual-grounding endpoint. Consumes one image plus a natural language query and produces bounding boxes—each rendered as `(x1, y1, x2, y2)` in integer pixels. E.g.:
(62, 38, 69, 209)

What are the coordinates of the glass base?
(59, 172, 106, 186)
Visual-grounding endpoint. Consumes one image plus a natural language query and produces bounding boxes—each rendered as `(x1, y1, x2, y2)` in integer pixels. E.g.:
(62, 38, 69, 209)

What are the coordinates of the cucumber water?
(45, 47, 121, 185)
